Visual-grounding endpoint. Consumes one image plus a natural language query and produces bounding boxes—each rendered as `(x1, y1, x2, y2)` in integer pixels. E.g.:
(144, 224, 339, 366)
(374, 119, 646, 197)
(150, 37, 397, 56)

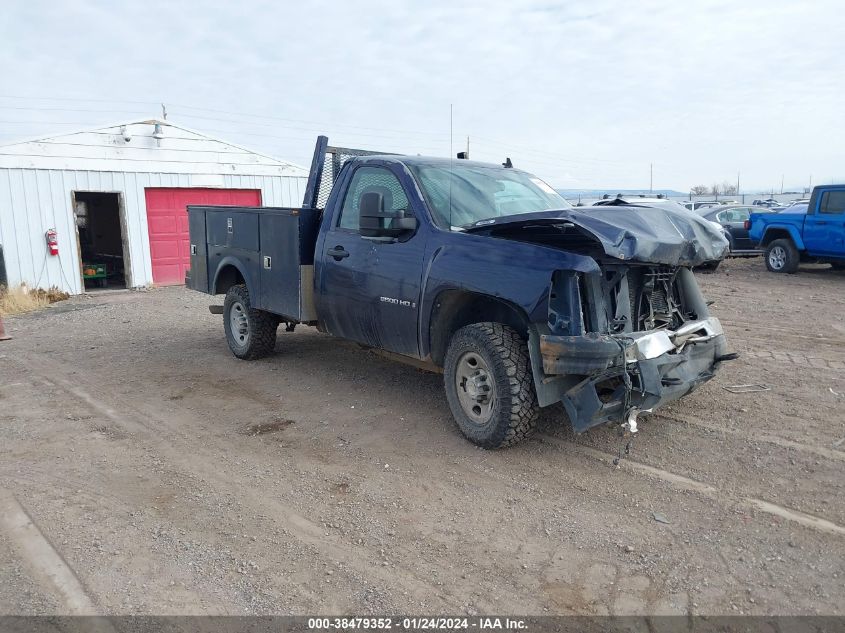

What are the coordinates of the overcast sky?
(1, 0, 843, 191)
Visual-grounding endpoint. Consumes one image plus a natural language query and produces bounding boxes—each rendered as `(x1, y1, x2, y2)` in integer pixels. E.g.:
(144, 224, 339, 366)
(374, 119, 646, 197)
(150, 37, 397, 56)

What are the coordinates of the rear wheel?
(765, 239, 799, 273)
(443, 322, 539, 449)
(830, 262, 845, 271)
(223, 284, 278, 359)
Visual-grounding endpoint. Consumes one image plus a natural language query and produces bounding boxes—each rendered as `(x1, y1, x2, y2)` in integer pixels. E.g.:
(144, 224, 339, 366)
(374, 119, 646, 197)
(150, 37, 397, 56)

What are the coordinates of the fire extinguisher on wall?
(45, 229, 59, 256)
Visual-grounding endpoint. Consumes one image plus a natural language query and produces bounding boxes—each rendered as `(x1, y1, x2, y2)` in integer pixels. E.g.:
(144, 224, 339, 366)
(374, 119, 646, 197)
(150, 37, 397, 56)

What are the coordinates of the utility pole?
(809, 174, 812, 195)
(649, 163, 653, 194)
(466, 136, 470, 160)
(737, 171, 742, 203)
(161, 103, 167, 120)
(780, 174, 784, 195)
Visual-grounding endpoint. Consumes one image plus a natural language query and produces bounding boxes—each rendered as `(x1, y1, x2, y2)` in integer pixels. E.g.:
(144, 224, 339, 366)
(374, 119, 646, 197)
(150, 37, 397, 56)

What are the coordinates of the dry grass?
(0, 284, 69, 316)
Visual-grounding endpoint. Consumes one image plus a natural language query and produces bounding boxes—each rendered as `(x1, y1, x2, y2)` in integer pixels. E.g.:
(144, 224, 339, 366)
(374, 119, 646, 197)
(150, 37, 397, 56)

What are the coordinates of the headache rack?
(301, 135, 397, 210)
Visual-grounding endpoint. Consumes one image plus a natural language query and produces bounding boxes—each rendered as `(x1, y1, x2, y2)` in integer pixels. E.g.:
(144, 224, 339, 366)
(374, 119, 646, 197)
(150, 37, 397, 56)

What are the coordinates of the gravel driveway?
(0, 259, 843, 616)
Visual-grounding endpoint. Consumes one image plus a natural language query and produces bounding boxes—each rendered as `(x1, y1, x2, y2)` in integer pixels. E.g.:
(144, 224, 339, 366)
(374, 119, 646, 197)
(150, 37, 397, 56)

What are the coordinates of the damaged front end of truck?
(464, 205, 735, 433)
(537, 263, 732, 433)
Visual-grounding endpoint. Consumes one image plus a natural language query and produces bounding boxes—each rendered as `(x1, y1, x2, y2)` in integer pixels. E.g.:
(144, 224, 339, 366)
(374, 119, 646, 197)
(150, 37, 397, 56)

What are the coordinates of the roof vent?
(152, 123, 165, 140)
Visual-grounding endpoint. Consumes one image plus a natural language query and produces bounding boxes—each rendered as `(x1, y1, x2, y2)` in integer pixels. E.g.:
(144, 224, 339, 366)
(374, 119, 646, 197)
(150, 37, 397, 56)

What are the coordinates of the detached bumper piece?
(540, 317, 729, 433)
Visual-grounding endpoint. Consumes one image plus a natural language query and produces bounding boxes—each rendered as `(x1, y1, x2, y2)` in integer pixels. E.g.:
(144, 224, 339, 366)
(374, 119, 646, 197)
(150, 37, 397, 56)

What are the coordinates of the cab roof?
(355, 154, 521, 171)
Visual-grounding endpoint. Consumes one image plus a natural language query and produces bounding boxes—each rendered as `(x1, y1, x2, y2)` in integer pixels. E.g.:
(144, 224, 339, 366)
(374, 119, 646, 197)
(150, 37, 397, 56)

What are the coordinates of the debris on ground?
(0, 259, 842, 616)
(723, 384, 771, 394)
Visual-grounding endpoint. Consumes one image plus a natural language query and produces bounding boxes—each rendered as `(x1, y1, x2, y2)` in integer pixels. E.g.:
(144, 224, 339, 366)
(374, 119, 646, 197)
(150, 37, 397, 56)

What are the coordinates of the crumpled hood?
(463, 206, 729, 266)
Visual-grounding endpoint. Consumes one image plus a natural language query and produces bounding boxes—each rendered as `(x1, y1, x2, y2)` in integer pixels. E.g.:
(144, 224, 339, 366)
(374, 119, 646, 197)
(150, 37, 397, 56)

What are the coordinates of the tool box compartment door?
(187, 208, 208, 291)
(259, 211, 303, 320)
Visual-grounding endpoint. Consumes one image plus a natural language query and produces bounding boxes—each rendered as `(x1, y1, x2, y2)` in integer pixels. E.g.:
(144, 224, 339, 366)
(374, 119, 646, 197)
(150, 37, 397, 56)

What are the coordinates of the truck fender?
(212, 257, 257, 298)
(433, 288, 531, 350)
(762, 225, 805, 251)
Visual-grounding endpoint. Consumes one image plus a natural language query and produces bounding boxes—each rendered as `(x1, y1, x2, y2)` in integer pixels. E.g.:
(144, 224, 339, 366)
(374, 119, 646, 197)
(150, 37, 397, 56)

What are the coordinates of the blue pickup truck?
(747, 185, 845, 273)
(186, 136, 733, 448)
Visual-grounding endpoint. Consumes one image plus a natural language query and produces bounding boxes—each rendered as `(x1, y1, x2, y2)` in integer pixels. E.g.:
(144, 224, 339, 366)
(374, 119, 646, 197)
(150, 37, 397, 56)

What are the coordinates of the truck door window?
(819, 191, 845, 215)
(338, 167, 410, 231)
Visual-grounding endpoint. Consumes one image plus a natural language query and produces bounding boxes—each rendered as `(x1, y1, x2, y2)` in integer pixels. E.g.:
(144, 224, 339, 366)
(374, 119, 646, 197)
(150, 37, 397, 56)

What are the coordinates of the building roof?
(0, 118, 307, 177)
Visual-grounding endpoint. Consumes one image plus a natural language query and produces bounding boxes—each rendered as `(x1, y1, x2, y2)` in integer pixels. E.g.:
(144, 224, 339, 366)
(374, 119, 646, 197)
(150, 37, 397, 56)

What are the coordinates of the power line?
(0, 120, 95, 125)
(0, 94, 159, 106)
(167, 110, 452, 142)
(469, 136, 629, 168)
(0, 94, 697, 186)
(0, 105, 154, 114)
(0, 95, 631, 177)
(0, 94, 451, 139)
(0, 117, 452, 155)
(167, 102, 451, 138)
(0, 121, 450, 156)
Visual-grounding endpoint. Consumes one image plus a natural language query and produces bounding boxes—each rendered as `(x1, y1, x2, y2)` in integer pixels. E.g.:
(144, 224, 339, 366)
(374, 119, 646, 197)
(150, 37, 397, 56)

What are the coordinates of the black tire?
(830, 262, 845, 271)
(765, 238, 800, 273)
(223, 284, 277, 359)
(443, 322, 539, 449)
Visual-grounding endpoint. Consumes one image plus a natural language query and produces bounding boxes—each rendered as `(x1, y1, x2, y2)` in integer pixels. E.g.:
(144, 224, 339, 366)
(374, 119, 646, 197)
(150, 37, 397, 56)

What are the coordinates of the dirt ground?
(0, 258, 843, 617)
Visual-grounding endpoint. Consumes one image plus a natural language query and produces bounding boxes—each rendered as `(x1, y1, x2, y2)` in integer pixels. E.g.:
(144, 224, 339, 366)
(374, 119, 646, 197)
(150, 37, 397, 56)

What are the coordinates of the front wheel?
(223, 284, 278, 359)
(765, 239, 799, 273)
(443, 323, 539, 449)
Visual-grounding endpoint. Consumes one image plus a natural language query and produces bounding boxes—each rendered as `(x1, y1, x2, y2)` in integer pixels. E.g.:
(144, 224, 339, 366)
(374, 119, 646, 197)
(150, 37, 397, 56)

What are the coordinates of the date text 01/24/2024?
(307, 617, 528, 630)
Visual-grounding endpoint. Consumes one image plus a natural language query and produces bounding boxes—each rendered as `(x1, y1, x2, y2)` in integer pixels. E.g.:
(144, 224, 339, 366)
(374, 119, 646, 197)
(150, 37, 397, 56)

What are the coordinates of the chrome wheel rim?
(230, 301, 250, 345)
(769, 246, 786, 270)
(455, 352, 495, 424)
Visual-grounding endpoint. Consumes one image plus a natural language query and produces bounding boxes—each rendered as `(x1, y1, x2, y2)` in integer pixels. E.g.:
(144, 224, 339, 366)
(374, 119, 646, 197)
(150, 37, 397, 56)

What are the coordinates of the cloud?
(1, 0, 842, 190)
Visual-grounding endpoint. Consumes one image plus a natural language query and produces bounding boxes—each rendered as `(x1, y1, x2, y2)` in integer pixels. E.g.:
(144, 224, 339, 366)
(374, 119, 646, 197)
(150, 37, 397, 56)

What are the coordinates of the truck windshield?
(409, 164, 570, 228)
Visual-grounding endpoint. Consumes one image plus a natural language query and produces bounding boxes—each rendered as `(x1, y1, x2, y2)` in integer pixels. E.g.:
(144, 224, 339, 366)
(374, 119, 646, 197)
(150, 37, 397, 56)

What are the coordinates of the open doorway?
(73, 192, 130, 291)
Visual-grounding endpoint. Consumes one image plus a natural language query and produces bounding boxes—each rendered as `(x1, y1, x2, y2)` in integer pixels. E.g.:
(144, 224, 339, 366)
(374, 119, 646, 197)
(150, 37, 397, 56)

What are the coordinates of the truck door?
(317, 164, 426, 357)
(804, 189, 845, 257)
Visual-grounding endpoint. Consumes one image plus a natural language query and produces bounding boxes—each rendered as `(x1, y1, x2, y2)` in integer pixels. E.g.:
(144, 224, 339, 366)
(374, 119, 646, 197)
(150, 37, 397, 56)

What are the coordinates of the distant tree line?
(690, 183, 738, 197)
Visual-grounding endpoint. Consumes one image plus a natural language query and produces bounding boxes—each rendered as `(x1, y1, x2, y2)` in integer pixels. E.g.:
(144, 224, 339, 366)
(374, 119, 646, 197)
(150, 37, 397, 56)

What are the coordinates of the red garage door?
(145, 188, 261, 285)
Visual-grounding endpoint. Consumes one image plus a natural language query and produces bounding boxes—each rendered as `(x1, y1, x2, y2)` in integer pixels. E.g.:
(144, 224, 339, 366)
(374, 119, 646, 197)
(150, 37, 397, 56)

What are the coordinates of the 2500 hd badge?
(380, 296, 416, 308)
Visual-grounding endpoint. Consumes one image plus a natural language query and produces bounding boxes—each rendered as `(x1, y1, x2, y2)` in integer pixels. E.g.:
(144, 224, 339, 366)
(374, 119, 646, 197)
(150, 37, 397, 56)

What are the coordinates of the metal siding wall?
(0, 170, 20, 287)
(59, 172, 80, 293)
(32, 170, 52, 289)
(45, 169, 80, 293)
(0, 168, 307, 294)
(124, 172, 152, 288)
(11, 170, 36, 289)
(222, 175, 305, 207)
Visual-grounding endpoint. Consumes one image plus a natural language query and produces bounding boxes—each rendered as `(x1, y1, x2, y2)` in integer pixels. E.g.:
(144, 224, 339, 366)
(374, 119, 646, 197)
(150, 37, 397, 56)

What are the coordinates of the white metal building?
(0, 119, 308, 294)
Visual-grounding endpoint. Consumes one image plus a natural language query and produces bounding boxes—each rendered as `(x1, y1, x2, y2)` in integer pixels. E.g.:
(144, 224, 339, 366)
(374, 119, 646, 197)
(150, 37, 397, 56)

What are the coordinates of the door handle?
(327, 246, 350, 260)
(817, 220, 828, 225)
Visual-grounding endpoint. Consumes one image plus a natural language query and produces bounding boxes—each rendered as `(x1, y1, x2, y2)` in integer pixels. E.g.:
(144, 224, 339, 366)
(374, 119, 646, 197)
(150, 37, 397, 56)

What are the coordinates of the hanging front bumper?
(538, 317, 730, 433)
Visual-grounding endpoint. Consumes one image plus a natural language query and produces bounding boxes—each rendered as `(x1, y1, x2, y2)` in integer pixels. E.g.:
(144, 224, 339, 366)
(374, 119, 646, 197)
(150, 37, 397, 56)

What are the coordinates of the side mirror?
(359, 192, 418, 238)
